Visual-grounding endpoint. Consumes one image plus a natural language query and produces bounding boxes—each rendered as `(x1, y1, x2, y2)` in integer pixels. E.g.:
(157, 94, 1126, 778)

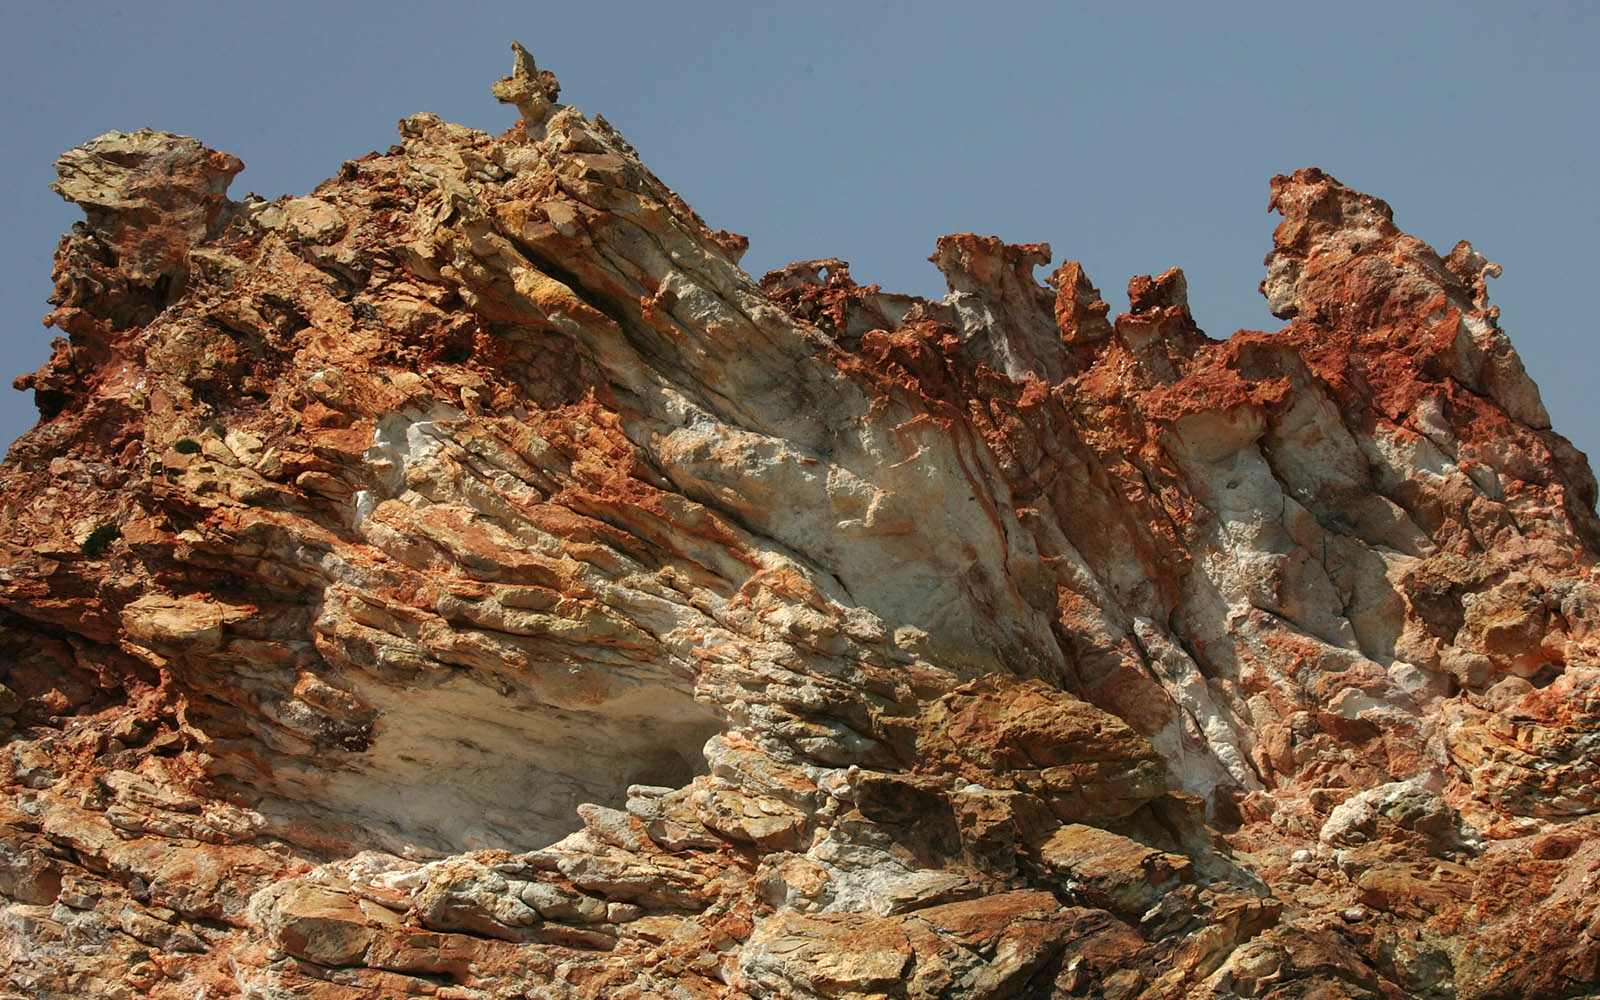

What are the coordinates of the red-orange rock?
(2, 42, 1599, 1000)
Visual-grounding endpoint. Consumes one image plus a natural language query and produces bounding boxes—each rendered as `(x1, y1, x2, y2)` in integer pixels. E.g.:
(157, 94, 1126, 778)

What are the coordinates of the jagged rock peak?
(2, 48, 1600, 1000)
(492, 40, 563, 133)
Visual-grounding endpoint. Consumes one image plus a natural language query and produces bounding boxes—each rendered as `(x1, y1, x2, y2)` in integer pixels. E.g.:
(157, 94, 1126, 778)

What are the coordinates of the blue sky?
(3, 1, 1596, 475)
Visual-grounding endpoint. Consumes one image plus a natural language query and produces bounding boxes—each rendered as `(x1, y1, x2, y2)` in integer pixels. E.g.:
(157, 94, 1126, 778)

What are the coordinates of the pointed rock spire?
(492, 41, 562, 134)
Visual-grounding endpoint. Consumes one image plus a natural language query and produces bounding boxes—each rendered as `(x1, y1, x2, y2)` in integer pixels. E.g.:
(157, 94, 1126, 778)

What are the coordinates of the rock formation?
(3, 45, 1599, 999)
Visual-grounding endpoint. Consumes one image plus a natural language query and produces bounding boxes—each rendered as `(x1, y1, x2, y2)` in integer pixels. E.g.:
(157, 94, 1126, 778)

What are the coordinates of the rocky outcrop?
(3, 44, 1598, 999)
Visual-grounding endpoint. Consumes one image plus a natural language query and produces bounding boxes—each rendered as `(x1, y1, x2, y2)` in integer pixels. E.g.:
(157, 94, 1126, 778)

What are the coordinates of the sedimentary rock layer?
(2, 45, 1598, 999)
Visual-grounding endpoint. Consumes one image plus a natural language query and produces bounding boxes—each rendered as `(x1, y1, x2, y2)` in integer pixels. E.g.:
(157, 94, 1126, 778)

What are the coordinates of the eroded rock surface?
(3, 45, 1599, 999)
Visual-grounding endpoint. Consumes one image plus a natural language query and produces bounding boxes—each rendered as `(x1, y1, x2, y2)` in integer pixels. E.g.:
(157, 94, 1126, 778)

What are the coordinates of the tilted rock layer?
(3, 47, 1599, 999)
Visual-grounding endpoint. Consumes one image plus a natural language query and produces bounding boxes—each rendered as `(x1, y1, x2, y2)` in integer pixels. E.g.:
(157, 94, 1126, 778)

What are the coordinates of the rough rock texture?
(3, 46, 1600, 999)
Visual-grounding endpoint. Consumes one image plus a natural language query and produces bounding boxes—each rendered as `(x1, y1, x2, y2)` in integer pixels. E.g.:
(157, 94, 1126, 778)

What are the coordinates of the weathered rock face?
(3, 46, 1599, 999)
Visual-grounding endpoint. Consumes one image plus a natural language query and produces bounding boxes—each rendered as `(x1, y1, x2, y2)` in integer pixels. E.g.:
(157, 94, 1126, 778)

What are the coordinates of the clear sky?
(3, 1, 1596, 479)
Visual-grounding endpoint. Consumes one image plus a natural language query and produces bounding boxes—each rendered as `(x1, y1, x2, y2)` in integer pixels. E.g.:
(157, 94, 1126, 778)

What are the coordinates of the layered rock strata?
(2, 45, 1598, 999)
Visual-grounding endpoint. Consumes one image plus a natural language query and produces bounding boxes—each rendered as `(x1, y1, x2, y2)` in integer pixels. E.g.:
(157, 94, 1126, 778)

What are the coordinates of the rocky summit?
(2, 44, 1599, 1000)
